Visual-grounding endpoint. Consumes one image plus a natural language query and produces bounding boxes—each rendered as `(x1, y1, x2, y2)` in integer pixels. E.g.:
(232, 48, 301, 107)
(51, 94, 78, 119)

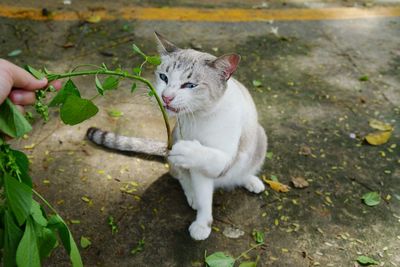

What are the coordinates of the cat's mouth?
(165, 105, 180, 113)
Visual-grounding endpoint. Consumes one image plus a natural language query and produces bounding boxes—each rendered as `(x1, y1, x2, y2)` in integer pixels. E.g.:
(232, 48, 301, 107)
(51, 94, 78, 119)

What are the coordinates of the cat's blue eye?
(159, 73, 168, 84)
(181, 82, 198, 89)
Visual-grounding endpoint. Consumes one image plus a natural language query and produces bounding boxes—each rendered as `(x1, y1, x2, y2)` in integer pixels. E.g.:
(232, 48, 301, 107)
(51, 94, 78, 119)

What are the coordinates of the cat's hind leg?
(169, 164, 198, 210)
(179, 177, 198, 210)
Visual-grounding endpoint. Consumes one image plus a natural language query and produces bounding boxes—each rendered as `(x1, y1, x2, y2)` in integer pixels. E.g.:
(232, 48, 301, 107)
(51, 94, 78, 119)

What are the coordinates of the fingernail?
(12, 93, 22, 102)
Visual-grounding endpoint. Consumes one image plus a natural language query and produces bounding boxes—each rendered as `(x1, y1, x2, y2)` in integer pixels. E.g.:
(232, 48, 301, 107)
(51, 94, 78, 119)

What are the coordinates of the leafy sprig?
(0, 43, 168, 267)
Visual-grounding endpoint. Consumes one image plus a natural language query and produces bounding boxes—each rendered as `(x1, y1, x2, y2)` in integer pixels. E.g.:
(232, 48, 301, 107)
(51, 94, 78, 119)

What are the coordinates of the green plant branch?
(48, 69, 172, 150)
(32, 188, 58, 215)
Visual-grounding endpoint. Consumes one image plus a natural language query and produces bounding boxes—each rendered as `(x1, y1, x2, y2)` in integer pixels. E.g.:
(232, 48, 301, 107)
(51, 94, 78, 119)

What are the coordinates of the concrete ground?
(1, 1, 399, 266)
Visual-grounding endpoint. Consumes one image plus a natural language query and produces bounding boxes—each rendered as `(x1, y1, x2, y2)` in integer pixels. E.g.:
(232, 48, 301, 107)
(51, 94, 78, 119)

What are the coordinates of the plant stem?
(49, 70, 172, 150)
(33, 188, 59, 214)
(235, 243, 265, 261)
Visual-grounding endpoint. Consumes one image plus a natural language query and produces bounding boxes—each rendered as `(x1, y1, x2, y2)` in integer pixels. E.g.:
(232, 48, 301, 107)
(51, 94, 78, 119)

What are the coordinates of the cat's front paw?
(189, 220, 212, 240)
(168, 140, 202, 169)
(244, 175, 265, 194)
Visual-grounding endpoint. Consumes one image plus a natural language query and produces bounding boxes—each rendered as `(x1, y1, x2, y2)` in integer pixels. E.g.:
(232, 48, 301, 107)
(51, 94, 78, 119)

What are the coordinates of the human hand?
(0, 59, 61, 113)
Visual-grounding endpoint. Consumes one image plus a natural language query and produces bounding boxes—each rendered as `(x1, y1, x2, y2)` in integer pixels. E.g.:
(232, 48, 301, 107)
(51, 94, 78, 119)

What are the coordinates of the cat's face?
(154, 32, 240, 116)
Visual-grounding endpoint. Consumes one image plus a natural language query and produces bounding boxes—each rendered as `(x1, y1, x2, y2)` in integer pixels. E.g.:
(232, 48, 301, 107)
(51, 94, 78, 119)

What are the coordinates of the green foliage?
(4, 210, 23, 266)
(48, 215, 83, 267)
(16, 217, 41, 267)
(49, 79, 80, 107)
(130, 239, 145, 255)
(60, 95, 99, 125)
(0, 43, 167, 267)
(356, 255, 379, 265)
(95, 76, 119, 95)
(205, 252, 235, 267)
(205, 243, 264, 267)
(108, 216, 118, 235)
(146, 56, 161, 66)
(362, 192, 380, 206)
(4, 172, 32, 225)
(24, 66, 45, 80)
(80, 236, 91, 249)
(0, 99, 32, 138)
(252, 230, 265, 244)
(131, 83, 137, 93)
(252, 80, 262, 87)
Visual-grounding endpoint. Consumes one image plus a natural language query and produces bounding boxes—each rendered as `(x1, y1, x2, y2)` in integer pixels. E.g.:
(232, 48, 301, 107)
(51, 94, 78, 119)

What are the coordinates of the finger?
(0, 74, 13, 104)
(0, 59, 47, 91)
(9, 90, 36, 105)
(50, 80, 62, 91)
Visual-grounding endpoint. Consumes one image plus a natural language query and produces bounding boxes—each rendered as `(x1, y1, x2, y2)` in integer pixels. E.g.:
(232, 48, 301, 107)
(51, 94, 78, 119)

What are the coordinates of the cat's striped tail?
(86, 127, 168, 157)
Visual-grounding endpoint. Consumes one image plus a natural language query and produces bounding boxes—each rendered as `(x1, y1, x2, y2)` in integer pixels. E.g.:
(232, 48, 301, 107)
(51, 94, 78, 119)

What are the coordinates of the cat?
(87, 32, 267, 240)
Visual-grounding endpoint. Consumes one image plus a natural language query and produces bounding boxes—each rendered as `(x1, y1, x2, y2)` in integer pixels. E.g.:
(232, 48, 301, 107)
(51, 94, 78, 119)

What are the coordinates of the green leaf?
(132, 67, 141, 75)
(148, 90, 155, 97)
(60, 95, 99, 125)
(30, 200, 47, 226)
(11, 148, 33, 187)
(48, 214, 83, 267)
(108, 216, 118, 235)
(16, 217, 41, 267)
(132, 44, 146, 58)
(4, 210, 23, 267)
(95, 75, 104, 95)
(36, 226, 57, 259)
(359, 75, 369, 82)
(4, 172, 32, 225)
(252, 80, 262, 87)
(130, 238, 145, 255)
(25, 65, 45, 80)
(270, 175, 278, 182)
(252, 230, 265, 244)
(8, 49, 22, 57)
(49, 79, 81, 107)
(205, 252, 235, 267)
(146, 56, 161, 66)
(108, 109, 123, 118)
(80, 236, 91, 249)
(0, 98, 32, 138)
(239, 262, 257, 267)
(357, 255, 379, 265)
(266, 151, 273, 160)
(362, 192, 380, 206)
(131, 83, 137, 93)
(102, 76, 119, 91)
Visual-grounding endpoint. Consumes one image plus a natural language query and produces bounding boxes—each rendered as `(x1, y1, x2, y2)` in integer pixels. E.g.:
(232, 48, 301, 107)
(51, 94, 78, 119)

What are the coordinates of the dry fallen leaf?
(368, 119, 393, 131)
(291, 176, 309, 189)
(85, 15, 101, 23)
(365, 130, 392, 146)
(299, 145, 312, 156)
(263, 178, 290, 193)
(222, 226, 245, 239)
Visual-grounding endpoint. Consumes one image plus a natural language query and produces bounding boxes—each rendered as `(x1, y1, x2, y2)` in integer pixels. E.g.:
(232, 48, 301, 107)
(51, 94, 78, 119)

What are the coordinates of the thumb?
(1, 60, 48, 91)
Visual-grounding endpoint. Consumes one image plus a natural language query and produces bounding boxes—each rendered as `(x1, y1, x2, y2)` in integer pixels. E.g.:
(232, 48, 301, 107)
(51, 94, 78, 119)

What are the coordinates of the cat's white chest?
(175, 81, 244, 156)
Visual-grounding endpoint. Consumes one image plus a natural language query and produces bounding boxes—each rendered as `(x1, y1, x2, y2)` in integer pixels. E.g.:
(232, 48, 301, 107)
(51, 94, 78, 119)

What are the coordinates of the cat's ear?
(154, 32, 179, 55)
(209, 54, 241, 80)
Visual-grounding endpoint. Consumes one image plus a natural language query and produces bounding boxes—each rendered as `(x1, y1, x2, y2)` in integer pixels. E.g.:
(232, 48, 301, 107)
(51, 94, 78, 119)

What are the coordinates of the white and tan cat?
(87, 32, 267, 240)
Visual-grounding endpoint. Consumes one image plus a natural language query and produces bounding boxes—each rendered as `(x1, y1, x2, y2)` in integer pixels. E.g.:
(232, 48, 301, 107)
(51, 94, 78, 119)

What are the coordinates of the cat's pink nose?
(162, 95, 174, 105)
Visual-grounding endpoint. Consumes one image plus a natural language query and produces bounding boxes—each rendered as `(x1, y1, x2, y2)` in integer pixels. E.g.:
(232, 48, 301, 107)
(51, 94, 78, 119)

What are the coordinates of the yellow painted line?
(0, 5, 400, 22)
